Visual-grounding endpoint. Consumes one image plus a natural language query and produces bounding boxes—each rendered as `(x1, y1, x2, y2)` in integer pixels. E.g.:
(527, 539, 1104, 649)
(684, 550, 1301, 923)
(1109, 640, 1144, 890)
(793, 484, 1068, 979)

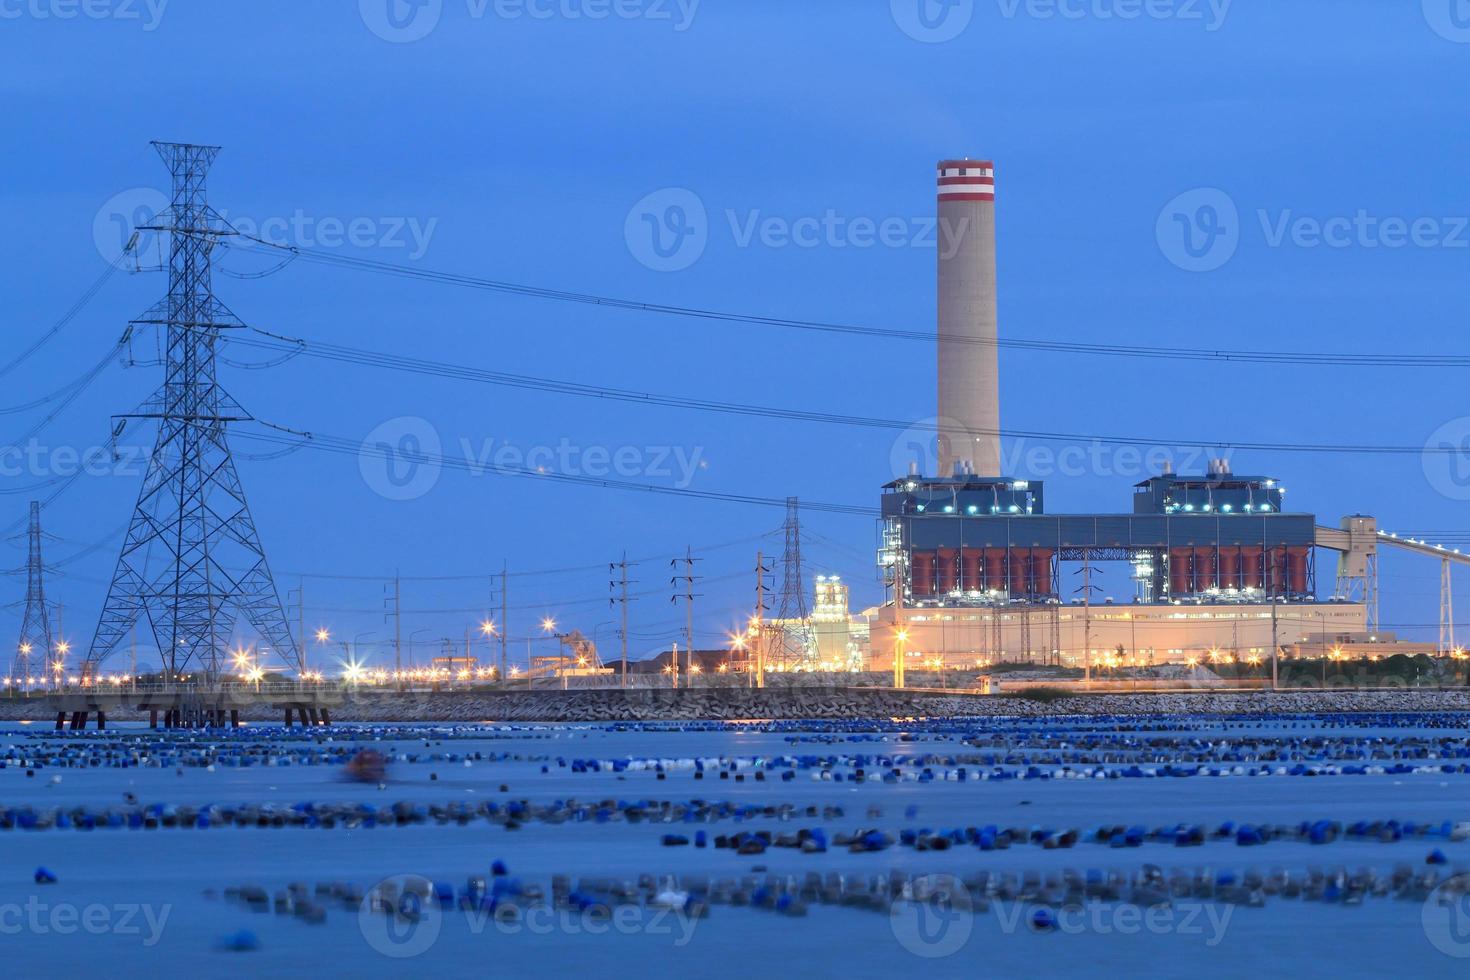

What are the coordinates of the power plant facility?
(871, 158, 1461, 672)
(10, 144, 1470, 721)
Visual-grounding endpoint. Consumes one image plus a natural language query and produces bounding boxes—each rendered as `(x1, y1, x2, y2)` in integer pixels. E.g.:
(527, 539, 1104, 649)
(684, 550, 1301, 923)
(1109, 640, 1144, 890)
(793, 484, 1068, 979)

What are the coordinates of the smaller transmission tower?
(771, 498, 815, 668)
(14, 501, 54, 683)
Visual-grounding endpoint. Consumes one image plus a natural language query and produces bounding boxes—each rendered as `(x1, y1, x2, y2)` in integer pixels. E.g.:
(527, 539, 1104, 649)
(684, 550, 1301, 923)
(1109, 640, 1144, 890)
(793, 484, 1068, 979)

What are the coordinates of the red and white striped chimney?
(936, 159, 1000, 478)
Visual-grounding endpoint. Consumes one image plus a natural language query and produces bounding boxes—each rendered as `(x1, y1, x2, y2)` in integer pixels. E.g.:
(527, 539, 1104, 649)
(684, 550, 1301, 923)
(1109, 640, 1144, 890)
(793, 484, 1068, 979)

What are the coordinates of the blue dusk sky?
(2, 0, 1468, 668)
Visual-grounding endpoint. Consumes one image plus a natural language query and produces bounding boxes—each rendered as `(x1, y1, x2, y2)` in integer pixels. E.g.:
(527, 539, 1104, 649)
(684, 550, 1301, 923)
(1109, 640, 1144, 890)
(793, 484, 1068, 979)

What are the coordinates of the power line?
(0, 255, 126, 382)
(4, 334, 129, 447)
(280, 531, 776, 582)
(233, 328, 1462, 456)
(226, 235, 1467, 368)
(234, 426, 876, 516)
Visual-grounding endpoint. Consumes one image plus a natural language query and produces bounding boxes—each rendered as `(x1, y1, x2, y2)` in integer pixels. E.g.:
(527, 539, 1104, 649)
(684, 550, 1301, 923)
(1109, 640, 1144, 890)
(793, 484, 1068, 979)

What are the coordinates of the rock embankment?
(4, 687, 1470, 723)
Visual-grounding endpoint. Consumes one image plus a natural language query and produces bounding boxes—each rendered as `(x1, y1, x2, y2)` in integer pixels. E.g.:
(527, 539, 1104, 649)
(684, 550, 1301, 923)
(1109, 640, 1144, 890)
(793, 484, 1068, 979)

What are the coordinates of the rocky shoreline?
(3, 687, 1470, 723)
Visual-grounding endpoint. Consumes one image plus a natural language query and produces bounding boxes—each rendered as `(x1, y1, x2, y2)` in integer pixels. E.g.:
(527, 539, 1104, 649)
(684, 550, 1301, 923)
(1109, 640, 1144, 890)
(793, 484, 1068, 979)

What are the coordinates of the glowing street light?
(541, 617, 557, 634)
(480, 620, 497, 637)
(315, 628, 331, 644)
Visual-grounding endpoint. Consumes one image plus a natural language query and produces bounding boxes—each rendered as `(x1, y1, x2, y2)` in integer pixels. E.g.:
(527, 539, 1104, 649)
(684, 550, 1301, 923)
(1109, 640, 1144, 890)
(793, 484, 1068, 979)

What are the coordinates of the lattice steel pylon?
(84, 142, 300, 683)
(770, 497, 815, 668)
(15, 501, 54, 681)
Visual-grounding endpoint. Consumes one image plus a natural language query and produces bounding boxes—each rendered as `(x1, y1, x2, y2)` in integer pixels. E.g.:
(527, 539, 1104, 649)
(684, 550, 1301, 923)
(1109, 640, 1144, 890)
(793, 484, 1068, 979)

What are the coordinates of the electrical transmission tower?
(14, 501, 54, 683)
(84, 142, 300, 684)
(770, 497, 815, 669)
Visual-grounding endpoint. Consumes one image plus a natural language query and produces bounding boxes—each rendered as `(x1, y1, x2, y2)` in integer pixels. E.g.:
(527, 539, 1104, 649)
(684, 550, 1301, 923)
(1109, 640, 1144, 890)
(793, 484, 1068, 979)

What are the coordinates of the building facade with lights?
(873, 462, 1369, 668)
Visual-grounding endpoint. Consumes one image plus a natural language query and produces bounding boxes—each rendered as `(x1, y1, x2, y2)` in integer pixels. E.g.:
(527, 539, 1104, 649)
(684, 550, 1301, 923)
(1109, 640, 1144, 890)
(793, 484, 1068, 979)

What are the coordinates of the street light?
(407, 628, 433, 687)
(345, 632, 375, 684)
(541, 617, 557, 634)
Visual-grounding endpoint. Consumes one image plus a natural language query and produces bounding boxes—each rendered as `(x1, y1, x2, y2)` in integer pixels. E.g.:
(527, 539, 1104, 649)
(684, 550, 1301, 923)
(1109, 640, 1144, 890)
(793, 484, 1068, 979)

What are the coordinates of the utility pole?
(1074, 553, 1099, 688)
(383, 577, 403, 690)
(1270, 597, 1279, 691)
(892, 547, 906, 690)
(610, 553, 635, 687)
(753, 551, 772, 689)
(497, 565, 509, 682)
(1441, 558, 1455, 656)
(671, 546, 701, 689)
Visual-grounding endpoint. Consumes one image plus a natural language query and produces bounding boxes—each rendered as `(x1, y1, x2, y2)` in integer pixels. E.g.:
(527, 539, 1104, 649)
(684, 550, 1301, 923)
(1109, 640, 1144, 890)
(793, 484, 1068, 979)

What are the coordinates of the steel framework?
(14, 501, 54, 680)
(770, 497, 815, 668)
(84, 142, 299, 682)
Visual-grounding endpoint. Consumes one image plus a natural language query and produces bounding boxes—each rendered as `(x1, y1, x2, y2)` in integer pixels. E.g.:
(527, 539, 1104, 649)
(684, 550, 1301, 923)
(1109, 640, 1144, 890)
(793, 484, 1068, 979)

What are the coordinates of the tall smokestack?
(936, 158, 1000, 478)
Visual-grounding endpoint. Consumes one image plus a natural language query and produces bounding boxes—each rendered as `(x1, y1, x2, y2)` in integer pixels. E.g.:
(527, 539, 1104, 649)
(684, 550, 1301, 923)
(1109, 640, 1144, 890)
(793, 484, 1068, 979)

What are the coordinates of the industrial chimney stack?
(936, 159, 1001, 478)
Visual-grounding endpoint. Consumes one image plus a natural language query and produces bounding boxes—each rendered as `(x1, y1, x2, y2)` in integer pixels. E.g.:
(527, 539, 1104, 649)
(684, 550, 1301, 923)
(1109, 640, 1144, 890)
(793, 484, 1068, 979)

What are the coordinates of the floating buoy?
(216, 929, 260, 952)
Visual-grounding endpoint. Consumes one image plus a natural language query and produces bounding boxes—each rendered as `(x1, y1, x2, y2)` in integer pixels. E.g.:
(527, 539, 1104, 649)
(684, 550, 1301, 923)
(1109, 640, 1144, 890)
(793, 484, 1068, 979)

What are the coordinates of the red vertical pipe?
(936, 547, 959, 594)
(984, 549, 1005, 591)
(910, 550, 936, 596)
(1193, 547, 1217, 592)
(1169, 548, 1192, 596)
(1218, 546, 1241, 589)
(1266, 547, 1287, 593)
(1287, 546, 1309, 594)
(960, 548, 983, 592)
(1032, 548, 1054, 596)
(1242, 549, 1264, 589)
(1009, 549, 1029, 595)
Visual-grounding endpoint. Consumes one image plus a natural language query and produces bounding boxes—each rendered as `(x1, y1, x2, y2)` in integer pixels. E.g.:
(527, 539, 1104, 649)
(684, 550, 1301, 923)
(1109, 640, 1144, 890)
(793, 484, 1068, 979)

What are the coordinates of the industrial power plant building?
(872, 159, 1380, 669)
